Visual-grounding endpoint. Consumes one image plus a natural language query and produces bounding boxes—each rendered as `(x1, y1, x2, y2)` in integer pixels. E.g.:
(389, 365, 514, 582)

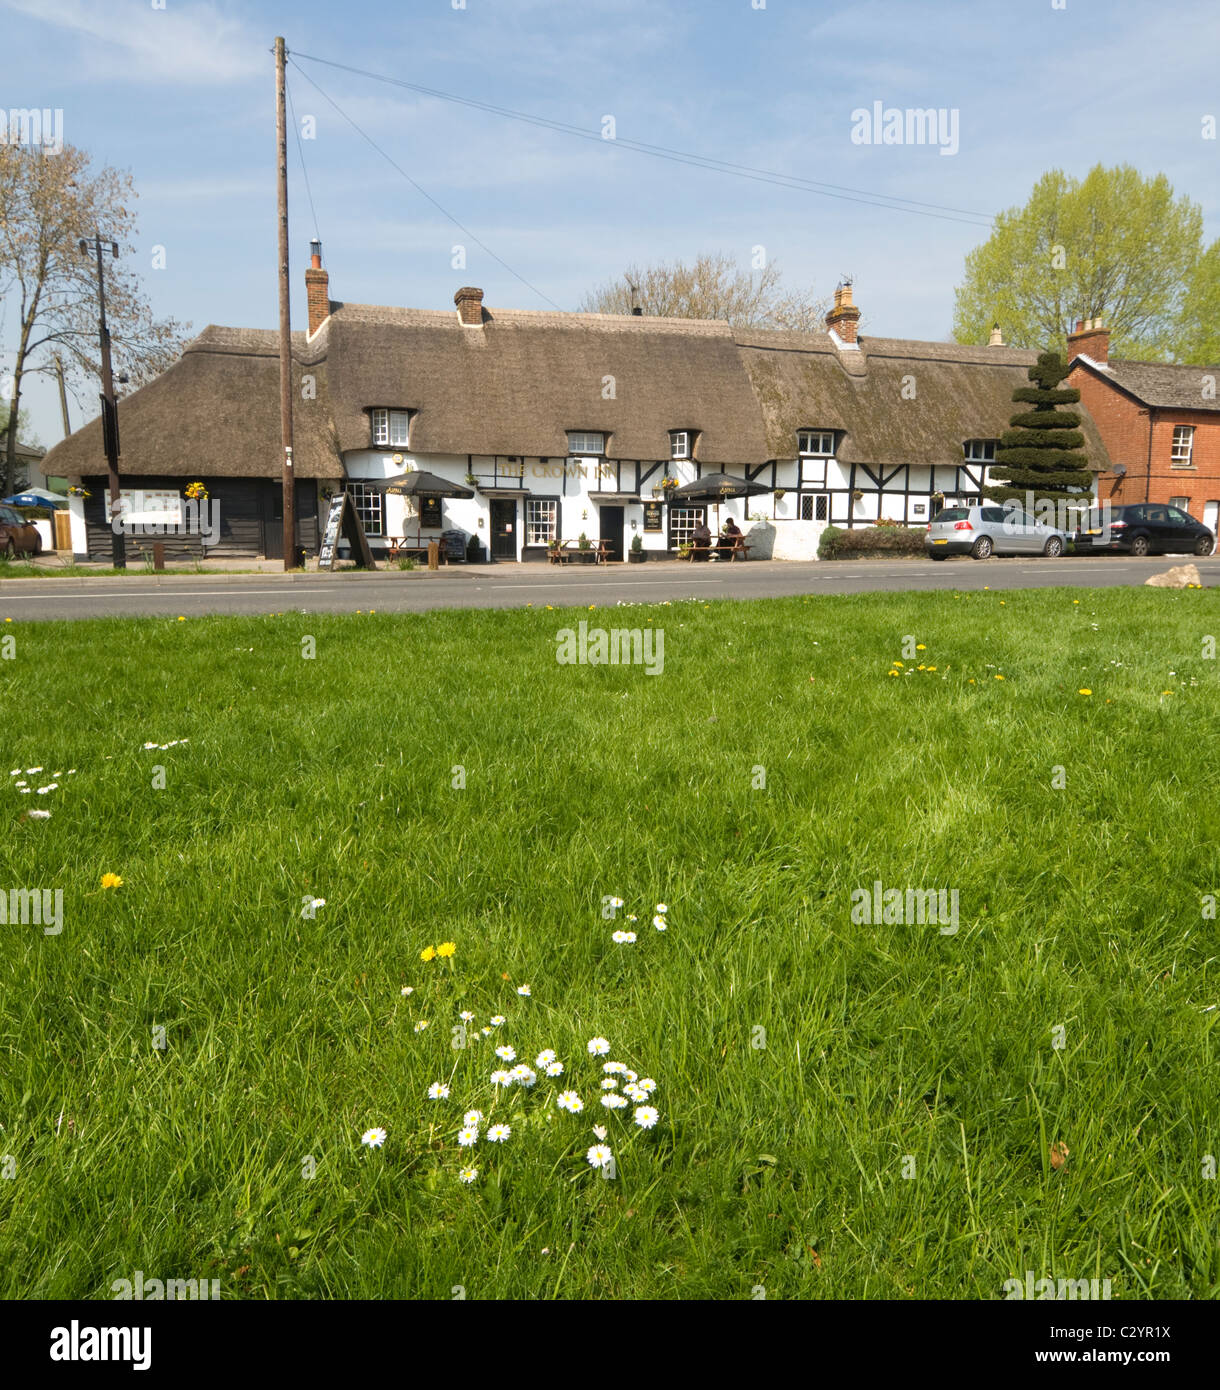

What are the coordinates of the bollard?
(153, 541, 166, 571)
(427, 540, 439, 571)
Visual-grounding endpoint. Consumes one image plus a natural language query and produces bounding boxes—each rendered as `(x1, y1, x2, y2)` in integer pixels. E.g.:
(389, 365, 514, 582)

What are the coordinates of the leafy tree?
(0, 143, 188, 496)
(983, 352, 1093, 508)
(1176, 240, 1220, 365)
(953, 165, 1204, 360)
(578, 252, 829, 331)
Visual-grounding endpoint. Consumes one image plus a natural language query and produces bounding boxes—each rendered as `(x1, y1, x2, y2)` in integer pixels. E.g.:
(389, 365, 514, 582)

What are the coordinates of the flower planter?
(628, 550, 646, 563)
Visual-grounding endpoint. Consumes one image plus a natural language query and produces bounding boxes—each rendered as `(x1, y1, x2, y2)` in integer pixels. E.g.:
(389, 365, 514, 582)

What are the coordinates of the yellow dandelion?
(177, 616, 186, 622)
(994, 673, 1004, 681)
(893, 660, 904, 667)
(927, 666, 937, 672)
(420, 945, 436, 962)
(436, 941, 456, 958)
(917, 664, 926, 671)
(101, 872, 123, 889)
(1078, 688, 1092, 696)
(968, 678, 976, 684)
(915, 644, 926, 651)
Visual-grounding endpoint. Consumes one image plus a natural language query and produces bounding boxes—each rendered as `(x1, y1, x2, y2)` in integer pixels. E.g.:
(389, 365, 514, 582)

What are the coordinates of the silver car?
(926, 504, 1068, 560)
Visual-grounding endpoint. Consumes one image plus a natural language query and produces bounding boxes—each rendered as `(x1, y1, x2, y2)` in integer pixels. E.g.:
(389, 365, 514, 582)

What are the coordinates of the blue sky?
(5, 0, 1219, 447)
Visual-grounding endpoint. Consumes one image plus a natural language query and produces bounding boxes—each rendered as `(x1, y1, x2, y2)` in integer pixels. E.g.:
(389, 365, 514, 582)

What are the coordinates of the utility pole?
(275, 35, 297, 570)
(53, 354, 71, 437)
(79, 232, 125, 568)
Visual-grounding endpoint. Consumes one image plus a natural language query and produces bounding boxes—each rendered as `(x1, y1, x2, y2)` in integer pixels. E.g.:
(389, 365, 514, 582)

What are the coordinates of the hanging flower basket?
(184, 480, 209, 501)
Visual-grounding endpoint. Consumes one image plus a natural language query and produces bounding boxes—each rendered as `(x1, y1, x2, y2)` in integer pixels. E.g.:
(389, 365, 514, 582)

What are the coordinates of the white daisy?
(400, 986, 414, 996)
(603, 1061, 628, 1075)
(638, 1077, 657, 1094)
(586, 1145, 613, 1169)
(633, 1106, 659, 1129)
(463, 1110, 484, 1126)
(361, 1127, 387, 1148)
(535, 1049, 557, 1067)
(655, 903, 668, 913)
(458, 1127, 479, 1147)
(413, 1020, 429, 1033)
(611, 930, 637, 944)
(27, 809, 51, 820)
(494, 1045, 516, 1062)
(545, 1061, 564, 1077)
(487, 1124, 511, 1143)
(517, 984, 531, 996)
(17, 788, 29, 794)
(459, 1166, 479, 1184)
(143, 743, 158, 750)
(601, 1078, 619, 1090)
(653, 916, 667, 931)
(608, 896, 624, 908)
(25, 767, 41, 774)
(623, 1083, 647, 1102)
(36, 784, 57, 794)
(601, 1093, 628, 1109)
(490, 1015, 506, 1027)
(624, 1071, 638, 1083)
(626, 914, 638, 922)
(490, 1069, 512, 1087)
(459, 1010, 475, 1022)
(557, 1091, 584, 1113)
(587, 1037, 610, 1056)
(427, 1082, 450, 1100)
(7, 770, 18, 776)
(510, 1065, 537, 1087)
(481, 1027, 493, 1036)
(67, 769, 76, 775)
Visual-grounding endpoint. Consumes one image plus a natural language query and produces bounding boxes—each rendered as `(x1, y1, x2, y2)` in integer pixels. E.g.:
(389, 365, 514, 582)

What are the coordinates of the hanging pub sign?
(420, 495, 443, 529)
(318, 491, 377, 570)
(642, 500, 664, 532)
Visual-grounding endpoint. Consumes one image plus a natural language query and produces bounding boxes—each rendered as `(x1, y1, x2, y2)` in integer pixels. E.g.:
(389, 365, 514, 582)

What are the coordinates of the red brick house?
(1067, 319, 1220, 536)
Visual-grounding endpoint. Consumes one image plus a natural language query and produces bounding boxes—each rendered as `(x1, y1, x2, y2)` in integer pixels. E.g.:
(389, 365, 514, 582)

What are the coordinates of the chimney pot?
(826, 281, 861, 345)
(1067, 315, 1110, 364)
(304, 241, 330, 336)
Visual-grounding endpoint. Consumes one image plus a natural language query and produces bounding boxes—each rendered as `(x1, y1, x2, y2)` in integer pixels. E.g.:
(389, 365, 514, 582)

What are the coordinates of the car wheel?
(1043, 536, 1064, 557)
(970, 536, 993, 559)
(1129, 535, 1151, 557)
(929, 552, 947, 561)
(1194, 535, 1215, 556)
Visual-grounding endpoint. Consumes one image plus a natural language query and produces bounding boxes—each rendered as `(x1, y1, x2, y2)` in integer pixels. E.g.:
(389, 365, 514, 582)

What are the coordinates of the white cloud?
(2, 0, 263, 85)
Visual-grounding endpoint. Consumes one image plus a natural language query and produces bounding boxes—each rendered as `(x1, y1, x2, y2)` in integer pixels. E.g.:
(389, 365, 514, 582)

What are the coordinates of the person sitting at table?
(718, 517, 743, 559)
(691, 519, 712, 559)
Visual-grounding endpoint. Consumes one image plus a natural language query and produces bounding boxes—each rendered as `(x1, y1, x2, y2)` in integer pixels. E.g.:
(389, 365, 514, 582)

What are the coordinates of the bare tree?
(0, 143, 189, 496)
(577, 252, 829, 331)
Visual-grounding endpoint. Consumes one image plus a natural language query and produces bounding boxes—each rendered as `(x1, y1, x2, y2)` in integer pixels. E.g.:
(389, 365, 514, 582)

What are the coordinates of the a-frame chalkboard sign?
(317, 491, 377, 570)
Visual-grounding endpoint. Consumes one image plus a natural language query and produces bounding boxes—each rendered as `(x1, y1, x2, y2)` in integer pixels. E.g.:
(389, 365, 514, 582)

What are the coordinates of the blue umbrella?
(2, 488, 68, 508)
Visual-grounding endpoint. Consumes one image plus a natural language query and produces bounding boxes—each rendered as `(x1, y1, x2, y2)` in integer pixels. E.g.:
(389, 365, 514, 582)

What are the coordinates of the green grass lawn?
(1, 586, 1218, 1300)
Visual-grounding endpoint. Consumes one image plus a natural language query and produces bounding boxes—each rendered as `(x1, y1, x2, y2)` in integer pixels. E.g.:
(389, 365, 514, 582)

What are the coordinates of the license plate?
(932, 538, 948, 544)
(1085, 529, 1101, 536)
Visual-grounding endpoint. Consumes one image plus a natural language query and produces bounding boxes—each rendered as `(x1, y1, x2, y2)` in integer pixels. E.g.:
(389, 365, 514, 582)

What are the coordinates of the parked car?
(926, 504, 1068, 560)
(1071, 503, 1215, 557)
(0, 504, 42, 558)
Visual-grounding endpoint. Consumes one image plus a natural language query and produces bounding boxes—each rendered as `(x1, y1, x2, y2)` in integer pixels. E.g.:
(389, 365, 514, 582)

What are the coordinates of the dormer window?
(963, 439, 997, 462)
(797, 430, 835, 456)
(670, 430, 691, 460)
(371, 408, 410, 448)
(567, 431, 605, 456)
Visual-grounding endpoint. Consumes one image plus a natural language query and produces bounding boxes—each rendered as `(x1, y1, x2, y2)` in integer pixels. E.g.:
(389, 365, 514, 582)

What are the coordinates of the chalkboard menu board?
(318, 494, 345, 569)
(642, 500, 663, 532)
(421, 495, 442, 529)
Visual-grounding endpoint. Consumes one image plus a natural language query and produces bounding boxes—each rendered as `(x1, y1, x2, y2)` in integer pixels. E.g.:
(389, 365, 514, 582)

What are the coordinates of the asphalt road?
(2, 555, 1217, 621)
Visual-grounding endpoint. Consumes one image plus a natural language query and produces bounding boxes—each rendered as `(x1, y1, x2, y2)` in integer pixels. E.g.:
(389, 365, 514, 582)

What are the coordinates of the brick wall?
(1069, 363, 1220, 512)
(305, 267, 330, 336)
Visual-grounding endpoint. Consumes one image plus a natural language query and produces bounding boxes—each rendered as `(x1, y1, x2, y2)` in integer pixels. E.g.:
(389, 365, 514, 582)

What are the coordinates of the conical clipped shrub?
(984, 352, 1094, 507)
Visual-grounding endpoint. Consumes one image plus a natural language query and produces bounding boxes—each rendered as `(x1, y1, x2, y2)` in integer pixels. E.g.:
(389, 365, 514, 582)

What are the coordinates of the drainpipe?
(1145, 409, 1153, 504)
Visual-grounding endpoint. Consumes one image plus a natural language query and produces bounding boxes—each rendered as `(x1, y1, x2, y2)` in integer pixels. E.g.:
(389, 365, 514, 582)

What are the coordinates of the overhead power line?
(290, 50, 995, 230)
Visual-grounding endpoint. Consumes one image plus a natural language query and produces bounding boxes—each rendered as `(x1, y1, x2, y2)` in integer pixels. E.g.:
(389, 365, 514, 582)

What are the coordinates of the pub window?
(670, 506, 706, 546)
(670, 430, 690, 460)
(526, 498, 558, 545)
(800, 493, 829, 521)
(797, 430, 836, 456)
(963, 439, 996, 462)
(345, 482, 385, 537)
(566, 430, 605, 456)
(371, 408, 410, 448)
(1171, 425, 1195, 466)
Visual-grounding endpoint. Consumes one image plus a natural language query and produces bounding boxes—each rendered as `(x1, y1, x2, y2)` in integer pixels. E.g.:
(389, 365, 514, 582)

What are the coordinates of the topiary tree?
(983, 352, 1093, 508)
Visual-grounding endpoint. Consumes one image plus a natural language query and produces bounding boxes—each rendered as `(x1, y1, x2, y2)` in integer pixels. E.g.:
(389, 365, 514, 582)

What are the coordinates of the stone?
(1144, 563, 1202, 589)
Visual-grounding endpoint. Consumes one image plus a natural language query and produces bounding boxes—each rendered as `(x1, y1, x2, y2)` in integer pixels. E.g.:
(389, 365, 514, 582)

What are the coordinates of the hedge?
(818, 524, 927, 559)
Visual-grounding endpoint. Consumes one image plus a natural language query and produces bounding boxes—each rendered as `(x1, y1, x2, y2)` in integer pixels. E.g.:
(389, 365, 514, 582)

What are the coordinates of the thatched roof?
(1074, 357, 1220, 413)
(42, 326, 344, 481)
(324, 302, 771, 464)
(738, 331, 1111, 472)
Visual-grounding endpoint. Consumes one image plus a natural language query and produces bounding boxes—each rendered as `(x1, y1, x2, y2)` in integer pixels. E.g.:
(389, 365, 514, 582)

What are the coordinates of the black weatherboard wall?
(78, 477, 319, 561)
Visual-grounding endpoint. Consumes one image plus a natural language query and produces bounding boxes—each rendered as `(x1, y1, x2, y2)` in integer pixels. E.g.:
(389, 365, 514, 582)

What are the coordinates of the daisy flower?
(25, 767, 42, 774)
(463, 1110, 484, 1127)
(623, 1083, 647, 1102)
(608, 896, 624, 908)
(413, 1020, 430, 1033)
(586, 1145, 613, 1169)
(27, 809, 51, 820)
(36, 784, 58, 794)
(637, 1077, 657, 1094)
(400, 986, 414, 996)
(490, 1070, 512, 1087)
(457, 1010, 475, 1023)
(457, 1127, 478, 1147)
(653, 916, 667, 932)
(17, 788, 29, 794)
(633, 1106, 659, 1129)
(655, 903, 668, 913)
(487, 1124, 511, 1143)
(510, 1065, 537, 1087)
(490, 1015, 506, 1027)
(481, 1027, 493, 1036)
(603, 1062, 628, 1075)
(601, 1078, 620, 1090)
(624, 1071, 638, 1083)
(494, 1044, 516, 1062)
(557, 1091, 584, 1113)
(587, 1037, 610, 1056)
(626, 914, 638, 922)
(611, 930, 637, 944)
(601, 1093, 628, 1109)
(458, 1166, 479, 1184)
(545, 1061, 564, 1077)
(427, 1082, 450, 1100)
(361, 1127, 387, 1148)
(516, 984, 531, 997)
(535, 1049, 558, 1067)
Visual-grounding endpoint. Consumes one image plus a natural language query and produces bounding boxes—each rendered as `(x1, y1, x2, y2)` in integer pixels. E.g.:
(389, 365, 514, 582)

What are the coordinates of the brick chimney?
(825, 282, 861, 345)
(455, 286, 485, 326)
(305, 239, 330, 336)
(1067, 316, 1110, 364)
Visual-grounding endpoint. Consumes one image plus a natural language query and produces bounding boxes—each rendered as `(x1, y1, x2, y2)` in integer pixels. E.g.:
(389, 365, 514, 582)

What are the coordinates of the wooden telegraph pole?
(275, 36, 297, 570)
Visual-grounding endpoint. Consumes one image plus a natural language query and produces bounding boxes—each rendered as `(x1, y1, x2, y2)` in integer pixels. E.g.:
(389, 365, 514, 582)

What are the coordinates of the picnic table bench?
(386, 536, 451, 564)
(675, 538, 751, 561)
(549, 540, 613, 564)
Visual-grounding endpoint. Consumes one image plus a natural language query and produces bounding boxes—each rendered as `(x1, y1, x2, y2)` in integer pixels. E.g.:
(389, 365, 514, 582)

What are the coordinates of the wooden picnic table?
(675, 538, 751, 561)
(551, 539, 613, 564)
(386, 535, 450, 564)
